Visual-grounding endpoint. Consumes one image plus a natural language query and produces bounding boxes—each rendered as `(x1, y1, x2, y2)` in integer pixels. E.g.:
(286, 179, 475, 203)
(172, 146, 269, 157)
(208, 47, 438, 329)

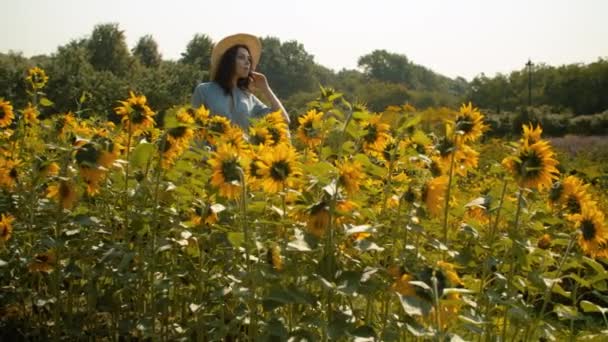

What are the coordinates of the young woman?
(191, 33, 289, 130)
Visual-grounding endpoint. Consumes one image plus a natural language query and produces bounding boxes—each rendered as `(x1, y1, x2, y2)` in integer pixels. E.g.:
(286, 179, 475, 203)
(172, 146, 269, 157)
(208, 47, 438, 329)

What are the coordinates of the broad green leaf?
(398, 294, 432, 316)
(553, 304, 580, 320)
(580, 300, 608, 314)
(227, 232, 244, 247)
(131, 142, 155, 168)
(39, 97, 54, 107)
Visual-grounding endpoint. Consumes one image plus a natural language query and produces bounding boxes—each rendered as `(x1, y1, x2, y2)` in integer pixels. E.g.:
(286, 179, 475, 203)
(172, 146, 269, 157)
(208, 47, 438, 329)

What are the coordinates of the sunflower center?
(222, 159, 241, 183)
(130, 104, 148, 124)
(455, 115, 474, 133)
(549, 182, 563, 202)
(268, 127, 282, 144)
(383, 143, 399, 161)
(581, 219, 596, 241)
(519, 150, 543, 178)
(75, 143, 100, 166)
(9, 168, 18, 179)
(0, 109, 6, 120)
(169, 126, 187, 139)
(304, 122, 318, 137)
(250, 133, 267, 145)
(249, 160, 262, 178)
(363, 124, 378, 143)
(270, 160, 291, 181)
(209, 121, 226, 135)
(437, 138, 455, 157)
(566, 196, 581, 214)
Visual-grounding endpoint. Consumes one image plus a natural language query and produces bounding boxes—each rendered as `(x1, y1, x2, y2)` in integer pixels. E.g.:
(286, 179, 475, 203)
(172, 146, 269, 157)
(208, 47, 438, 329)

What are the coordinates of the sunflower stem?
(238, 167, 257, 340)
(441, 139, 457, 258)
(532, 234, 575, 337)
(501, 188, 525, 341)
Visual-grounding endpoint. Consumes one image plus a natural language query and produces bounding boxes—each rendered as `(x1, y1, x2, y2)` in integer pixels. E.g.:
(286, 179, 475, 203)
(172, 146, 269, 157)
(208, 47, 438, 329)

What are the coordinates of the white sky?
(1, 0, 607, 80)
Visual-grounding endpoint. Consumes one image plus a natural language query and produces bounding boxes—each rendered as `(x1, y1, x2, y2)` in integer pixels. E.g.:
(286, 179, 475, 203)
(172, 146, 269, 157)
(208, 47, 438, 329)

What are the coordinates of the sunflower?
(304, 200, 331, 237)
(22, 103, 39, 125)
(537, 233, 552, 249)
(522, 123, 543, 145)
(296, 109, 324, 147)
(502, 139, 559, 191)
(47, 180, 78, 210)
(0, 98, 15, 128)
(55, 112, 77, 137)
(453, 144, 479, 176)
(381, 137, 410, 166)
(453, 102, 487, 143)
(248, 126, 274, 146)
(423, 175, 448, 217)
(436, 261, 463, 286)
(549, 175, 593, 217)
(0, 158, 20, 189)
(162, 110, 196, 168)
(361, 114, 392, 153)
(189, 107, 210, 141)
(216, 126, 248, 156)
(208, 144, 244, 199)
(465, 196, 491, 224)
(335, 158, 364, 195)
(191, 203, 220, 227)
(26, 66, 49, 89)
(0, 213, 15, 242)
(571, 205, 607, 257)
(392, 273, 416, 296)
(258, 110, 290, 146)
(96, 137, 121, 169)
(267, 244, 283, 271)
(206, 115, 233, 146)
(39, 161, 60, 178)
(114, 91, 156, 134)
(256, 143, 301, 193)
(75, 143, 106, 195)
(28, 250, 56, 273)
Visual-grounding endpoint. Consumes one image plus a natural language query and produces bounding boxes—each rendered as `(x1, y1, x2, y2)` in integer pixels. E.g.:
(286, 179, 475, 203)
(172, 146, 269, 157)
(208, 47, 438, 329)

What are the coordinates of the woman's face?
(234, 47, 252, 79)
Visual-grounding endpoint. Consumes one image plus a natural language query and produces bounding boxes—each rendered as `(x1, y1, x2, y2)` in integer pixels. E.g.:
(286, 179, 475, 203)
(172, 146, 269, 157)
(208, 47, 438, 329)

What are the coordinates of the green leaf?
(583, 256, 608, 275)
(39, 97, 54, 107)
(553, 304, 581, 320)
(131, 142, 155, 168)
(398, 294, 432, 316)
(580, 300, 608, 314)
(227, 232, 244, 247)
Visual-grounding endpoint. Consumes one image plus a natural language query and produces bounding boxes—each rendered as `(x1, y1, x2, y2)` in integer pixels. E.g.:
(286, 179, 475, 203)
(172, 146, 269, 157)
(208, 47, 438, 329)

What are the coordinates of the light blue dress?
(191, 82, 273, 130)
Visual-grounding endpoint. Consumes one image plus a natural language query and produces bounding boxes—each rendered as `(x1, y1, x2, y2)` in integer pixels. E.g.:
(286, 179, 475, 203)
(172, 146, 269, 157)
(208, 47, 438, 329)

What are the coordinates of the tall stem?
(501, 189, 524, 341)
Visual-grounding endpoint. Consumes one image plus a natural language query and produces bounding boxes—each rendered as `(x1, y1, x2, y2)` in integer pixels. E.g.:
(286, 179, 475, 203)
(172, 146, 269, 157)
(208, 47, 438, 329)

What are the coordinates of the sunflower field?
(1, 67, 608, 341)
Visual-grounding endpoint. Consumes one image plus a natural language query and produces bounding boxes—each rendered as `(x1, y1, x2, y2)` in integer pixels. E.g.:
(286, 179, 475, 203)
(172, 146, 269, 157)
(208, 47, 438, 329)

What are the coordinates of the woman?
(191, 33, 289, 130)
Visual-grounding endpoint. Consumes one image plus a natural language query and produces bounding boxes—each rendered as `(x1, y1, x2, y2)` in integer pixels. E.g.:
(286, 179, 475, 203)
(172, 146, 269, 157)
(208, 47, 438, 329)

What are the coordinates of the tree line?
(1, 23, 606, 124)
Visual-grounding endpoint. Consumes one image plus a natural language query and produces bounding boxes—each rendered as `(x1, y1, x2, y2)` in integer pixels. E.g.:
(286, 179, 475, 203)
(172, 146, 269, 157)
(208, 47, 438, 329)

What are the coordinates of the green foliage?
(179, 33, 214, 73)
(132, 35, 162, 68)
(86, 23, 132, 76)
(466, 59, 608, 115)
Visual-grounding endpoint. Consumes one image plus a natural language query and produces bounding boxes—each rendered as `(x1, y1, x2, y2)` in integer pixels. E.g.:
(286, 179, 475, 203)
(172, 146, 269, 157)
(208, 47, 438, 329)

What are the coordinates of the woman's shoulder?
(195, 81, 223, 94)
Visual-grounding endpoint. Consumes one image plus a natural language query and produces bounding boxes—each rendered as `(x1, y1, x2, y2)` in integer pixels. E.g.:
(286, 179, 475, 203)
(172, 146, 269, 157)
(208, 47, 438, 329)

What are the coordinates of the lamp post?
(526, 59, 533, 107)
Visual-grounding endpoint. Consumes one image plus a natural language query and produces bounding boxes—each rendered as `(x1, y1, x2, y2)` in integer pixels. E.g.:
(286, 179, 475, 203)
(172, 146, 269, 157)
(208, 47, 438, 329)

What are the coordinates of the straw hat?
(209, 33, 262, 80)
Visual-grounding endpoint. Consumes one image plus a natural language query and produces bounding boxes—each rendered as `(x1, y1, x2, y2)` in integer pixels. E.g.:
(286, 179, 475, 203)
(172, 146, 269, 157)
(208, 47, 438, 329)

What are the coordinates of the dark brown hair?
(213, 44, 252, 95)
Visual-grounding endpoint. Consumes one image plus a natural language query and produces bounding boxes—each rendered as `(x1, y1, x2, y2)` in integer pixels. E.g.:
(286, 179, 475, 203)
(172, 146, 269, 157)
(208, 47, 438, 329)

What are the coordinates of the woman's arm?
(251, 72, 290, 124)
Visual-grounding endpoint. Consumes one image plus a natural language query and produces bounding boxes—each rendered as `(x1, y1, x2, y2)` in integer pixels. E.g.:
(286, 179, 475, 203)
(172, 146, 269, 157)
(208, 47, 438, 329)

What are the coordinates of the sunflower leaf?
(131, 142, 155, 168)
(580, 300, 608, 314)
(398, 294, 432, 316)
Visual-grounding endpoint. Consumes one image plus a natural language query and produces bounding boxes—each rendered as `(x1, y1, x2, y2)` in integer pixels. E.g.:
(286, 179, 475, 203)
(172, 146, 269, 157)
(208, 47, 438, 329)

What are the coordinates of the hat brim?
(209, 33, 262, 80)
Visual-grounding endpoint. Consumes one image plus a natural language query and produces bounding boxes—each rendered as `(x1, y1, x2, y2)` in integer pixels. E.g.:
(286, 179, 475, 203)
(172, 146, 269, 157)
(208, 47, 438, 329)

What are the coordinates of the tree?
(132, 35, 162, 68)
(257, 37, 316, 99)
(358, 50, 411, 85)
(86, 23, 131, 76)
(180, 34, 214, 73)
